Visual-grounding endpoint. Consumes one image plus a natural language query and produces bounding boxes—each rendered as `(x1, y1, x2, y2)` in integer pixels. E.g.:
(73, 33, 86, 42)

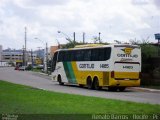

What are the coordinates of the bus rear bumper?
(109, 79, 141, 87)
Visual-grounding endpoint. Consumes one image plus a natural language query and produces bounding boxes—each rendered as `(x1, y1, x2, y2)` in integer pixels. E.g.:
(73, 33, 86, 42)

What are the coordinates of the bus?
(51, 44, 141, 91)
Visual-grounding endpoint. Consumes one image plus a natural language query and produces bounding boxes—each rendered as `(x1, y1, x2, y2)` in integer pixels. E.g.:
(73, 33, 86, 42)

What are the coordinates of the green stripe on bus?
(63, 62, 77, 84)
(68, 62, 77, 84)
(63, 62, 71, 83)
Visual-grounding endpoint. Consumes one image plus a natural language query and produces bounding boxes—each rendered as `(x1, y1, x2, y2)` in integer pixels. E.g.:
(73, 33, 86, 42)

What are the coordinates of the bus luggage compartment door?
(114, 62, 140, 80)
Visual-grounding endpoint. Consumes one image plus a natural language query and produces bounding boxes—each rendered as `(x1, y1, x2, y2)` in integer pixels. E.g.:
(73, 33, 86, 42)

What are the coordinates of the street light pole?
(58, 31, 72, 43)
(58, 31, 77, 47)
(35, 38, 48, 74)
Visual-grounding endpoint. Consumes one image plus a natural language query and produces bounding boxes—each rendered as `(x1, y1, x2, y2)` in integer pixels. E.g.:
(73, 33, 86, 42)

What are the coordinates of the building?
(0, 45, 2, 61)
(50, 46, 59, 57)
(2, 49, 37, 66)
(33, 49, 45, 59)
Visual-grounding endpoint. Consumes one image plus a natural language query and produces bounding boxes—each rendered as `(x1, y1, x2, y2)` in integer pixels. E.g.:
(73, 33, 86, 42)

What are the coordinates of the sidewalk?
(38, 72, 51, 76)
(29, 71, 52, 80)
(128, 87, 160, 92)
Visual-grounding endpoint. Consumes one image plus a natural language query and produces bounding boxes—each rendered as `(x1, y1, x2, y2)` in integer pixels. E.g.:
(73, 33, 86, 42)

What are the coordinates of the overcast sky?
(0, 0, 160, 50)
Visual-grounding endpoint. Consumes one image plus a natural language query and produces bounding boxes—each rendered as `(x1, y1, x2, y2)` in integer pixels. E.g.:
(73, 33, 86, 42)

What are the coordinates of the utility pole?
(34, 37, 48, 73)
(24, 27, 27, 66)
(99, 32, 101, 43)
(22, 46, 25, 66)
(45, 42, 48, 74)
(83, 32, 85, 44)
(31, 49, 33, 67)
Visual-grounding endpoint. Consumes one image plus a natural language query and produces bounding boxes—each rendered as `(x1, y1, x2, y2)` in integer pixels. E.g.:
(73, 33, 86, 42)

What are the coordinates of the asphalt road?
(0, 67, 160, 104)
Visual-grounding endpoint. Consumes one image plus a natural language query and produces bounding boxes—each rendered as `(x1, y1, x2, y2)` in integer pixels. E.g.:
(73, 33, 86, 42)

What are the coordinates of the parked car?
(19, 66, 27, 71)
(37, 64, 44, 69)
(14, 66, 19, 70)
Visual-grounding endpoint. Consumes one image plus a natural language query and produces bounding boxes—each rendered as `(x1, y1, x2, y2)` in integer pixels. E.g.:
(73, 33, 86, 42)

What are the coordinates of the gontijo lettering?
(79, 64, 94, 69)
(117, 54, 138, 58)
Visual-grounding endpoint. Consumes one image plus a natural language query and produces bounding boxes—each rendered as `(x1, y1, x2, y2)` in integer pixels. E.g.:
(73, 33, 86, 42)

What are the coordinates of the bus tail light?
(111, 71, 114, 78)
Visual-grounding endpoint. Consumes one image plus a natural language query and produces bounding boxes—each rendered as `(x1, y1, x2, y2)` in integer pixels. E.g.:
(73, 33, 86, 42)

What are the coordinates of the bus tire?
(93, 77, 102, 90)
(118, 87, 126, 92)
(87, 77, 93, 89)
(58, 75, 64, 85)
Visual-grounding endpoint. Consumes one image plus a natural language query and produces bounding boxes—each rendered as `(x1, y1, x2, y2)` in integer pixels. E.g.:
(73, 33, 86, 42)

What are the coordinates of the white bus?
(51, 44, 141, 91)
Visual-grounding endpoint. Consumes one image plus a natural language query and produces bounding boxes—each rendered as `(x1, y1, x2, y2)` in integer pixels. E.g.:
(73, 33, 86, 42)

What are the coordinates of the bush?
(153, 67, 160, 79)
(140, 44, 158, 58)
(25, 65, 33, 70)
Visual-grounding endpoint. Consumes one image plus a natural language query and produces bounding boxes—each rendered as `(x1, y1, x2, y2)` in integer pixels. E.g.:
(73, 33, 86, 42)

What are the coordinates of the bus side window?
(104, 47, 111, 60)
(71, 50, 76, 61)
(84, 49, 91, 61)
(98, 48, 104, 61)
(58, 51, 65, 62)
(76, 50, 84, 61)
(91, 49, 99, 61)
(67, 51, 71, 61)
(64, 51, 71, 62)
(52, 52, 58, 72)
(63, 51, 67, 61)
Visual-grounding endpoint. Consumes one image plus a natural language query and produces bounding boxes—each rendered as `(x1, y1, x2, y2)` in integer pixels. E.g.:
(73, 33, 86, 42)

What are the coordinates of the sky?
(0, 0, 160, 50)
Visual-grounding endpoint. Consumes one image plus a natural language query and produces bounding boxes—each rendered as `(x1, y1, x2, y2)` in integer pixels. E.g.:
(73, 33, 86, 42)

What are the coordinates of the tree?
(129, 38, 159, 73)
(61, 41, 80, 49)
(129, 37, 158, 58)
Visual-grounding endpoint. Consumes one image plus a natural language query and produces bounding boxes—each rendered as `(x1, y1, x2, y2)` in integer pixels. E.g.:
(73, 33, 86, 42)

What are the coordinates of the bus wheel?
(93, 78, 102, 90)
(108, 87, 118, 91)
(118, 87, 126, 92)
(87, 77, 93, 89)
(58, 75, 64, 85)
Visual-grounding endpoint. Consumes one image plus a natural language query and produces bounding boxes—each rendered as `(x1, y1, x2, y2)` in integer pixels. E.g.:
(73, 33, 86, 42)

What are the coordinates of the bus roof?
(74, 44, 106, 48)
(55, 44, 140, 52)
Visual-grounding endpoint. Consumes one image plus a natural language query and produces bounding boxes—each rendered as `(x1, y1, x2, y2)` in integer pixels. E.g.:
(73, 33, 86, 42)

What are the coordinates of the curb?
(29, 71, 52, 77)
(36, 72, 52, 77)
(128, 87, 160, 92)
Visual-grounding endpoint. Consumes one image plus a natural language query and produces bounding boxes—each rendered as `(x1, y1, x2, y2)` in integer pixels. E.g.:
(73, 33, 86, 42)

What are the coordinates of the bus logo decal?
(117, 47, 138, 58)
(121, 48, 134, 55)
